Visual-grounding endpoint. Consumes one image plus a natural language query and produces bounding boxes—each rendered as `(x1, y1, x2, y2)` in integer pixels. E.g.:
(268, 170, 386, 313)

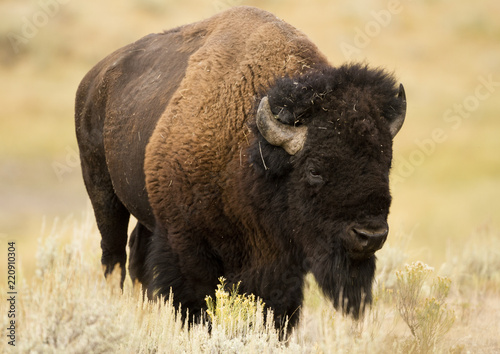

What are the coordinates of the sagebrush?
(1, 215, 499, 353)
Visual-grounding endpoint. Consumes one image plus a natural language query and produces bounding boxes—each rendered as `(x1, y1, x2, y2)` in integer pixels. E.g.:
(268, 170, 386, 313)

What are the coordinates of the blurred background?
(1, 0, 499, 279)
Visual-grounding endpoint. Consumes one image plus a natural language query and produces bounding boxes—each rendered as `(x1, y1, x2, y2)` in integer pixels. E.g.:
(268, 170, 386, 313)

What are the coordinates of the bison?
(75, 6, 406, 329)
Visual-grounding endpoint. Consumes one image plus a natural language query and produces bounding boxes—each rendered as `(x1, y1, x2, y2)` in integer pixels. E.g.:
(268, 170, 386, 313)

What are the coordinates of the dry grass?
(0, 0, 497, 273)
(1, 0, 499, 276)
(1, 214, 499, 353)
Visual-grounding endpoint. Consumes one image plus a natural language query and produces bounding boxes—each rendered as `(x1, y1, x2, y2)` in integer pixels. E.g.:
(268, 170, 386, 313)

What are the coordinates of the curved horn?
(256, 96, 307, 155)
(389, 83, 407, 138)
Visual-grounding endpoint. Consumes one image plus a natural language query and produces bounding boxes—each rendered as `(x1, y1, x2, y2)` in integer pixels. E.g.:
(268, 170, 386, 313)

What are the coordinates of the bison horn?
(389, 83, 407, 138)
(256, 96, 308, 155)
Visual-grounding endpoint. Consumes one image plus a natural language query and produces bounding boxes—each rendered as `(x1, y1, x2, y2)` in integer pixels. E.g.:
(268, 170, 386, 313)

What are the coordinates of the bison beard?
(308, 244, 377, 319)
(75, 6, 406, 334)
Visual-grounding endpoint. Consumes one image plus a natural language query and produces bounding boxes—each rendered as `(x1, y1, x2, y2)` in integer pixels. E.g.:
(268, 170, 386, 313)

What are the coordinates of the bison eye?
(307, 167, 324, 185)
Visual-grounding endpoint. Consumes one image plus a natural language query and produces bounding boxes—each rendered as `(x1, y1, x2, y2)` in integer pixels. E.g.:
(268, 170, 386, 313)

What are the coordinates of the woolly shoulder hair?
(264, 63, 402, 126)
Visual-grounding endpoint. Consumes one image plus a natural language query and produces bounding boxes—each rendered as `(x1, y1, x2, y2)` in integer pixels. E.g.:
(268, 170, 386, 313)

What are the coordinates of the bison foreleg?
(146, 225, 222, 323)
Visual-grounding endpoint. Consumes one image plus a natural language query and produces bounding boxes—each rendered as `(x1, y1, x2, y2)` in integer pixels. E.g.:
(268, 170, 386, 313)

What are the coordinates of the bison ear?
(388, 84, 406, 138)
(256, 96, 308, 155)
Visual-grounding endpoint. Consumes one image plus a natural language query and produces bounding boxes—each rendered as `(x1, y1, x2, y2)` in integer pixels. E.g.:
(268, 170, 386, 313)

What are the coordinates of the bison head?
(250, 63, 406, 317)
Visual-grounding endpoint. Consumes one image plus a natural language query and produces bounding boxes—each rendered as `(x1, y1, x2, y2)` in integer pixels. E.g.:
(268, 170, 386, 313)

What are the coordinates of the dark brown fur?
(75, 6, 405, 331)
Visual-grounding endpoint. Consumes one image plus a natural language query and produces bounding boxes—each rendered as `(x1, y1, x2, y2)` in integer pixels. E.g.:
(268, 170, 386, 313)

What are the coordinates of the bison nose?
(348, 225, 388, 258)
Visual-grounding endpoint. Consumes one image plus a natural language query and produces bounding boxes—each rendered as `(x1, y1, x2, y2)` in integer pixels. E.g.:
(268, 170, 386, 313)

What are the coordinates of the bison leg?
(80, 153, 130, 287)
(146, 225, 221, 322)
(228, 263, 305, 337)
(128, 222, 152, 288)
(94, 192, 129, 286)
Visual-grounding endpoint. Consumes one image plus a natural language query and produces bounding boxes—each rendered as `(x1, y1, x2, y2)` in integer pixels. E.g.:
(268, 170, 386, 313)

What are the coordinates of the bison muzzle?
(75, 6, 406, 331)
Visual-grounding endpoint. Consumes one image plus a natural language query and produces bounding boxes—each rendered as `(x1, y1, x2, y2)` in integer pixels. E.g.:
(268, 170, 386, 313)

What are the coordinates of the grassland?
(1, 213, 499, 352)
(0, 0, 499, 351)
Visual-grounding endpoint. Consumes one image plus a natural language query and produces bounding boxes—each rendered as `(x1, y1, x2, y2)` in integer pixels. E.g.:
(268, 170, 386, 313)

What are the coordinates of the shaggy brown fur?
(143, 6, 329, 324)
(75, 23, 207, 285)
(76, 6, 406, 332)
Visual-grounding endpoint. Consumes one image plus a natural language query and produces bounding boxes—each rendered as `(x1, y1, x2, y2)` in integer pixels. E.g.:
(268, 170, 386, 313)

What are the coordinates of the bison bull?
(75, 6, 406, 329)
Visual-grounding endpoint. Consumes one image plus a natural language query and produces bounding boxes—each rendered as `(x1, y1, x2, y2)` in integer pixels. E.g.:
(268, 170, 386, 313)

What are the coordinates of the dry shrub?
(395, 262, 455, 353)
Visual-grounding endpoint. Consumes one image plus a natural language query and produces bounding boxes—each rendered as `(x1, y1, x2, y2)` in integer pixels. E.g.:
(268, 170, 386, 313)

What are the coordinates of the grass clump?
(395, 261, 455, 353)
(205, 278, 265, 335)
(204, 277, 284, 352)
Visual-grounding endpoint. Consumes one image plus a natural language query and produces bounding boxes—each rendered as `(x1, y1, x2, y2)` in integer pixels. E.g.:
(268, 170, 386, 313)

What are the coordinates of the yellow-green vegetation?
(1, 215, 499, 352)
(205, 278, 276, 340)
